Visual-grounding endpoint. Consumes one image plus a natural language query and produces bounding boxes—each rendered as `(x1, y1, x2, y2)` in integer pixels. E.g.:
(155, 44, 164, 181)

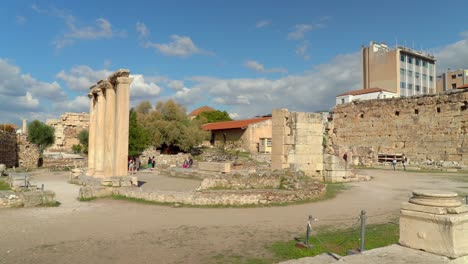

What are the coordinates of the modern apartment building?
(362, 41, 436, 97)
(436, 69, 468, 92)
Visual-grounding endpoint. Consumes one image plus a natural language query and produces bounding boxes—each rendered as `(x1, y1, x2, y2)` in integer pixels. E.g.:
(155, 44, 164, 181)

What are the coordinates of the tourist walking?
(188, 157, 193, 168)
(392, 156, 397, 171)
(128, 159, 135, 174)
(148, 156, 152, 169)
(151, 156, 156, 169)
(402, 154, 407, 171)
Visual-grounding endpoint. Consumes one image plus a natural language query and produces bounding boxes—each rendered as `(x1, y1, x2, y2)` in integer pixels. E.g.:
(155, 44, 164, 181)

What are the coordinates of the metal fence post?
(306, 215, 312, 245)
(360, 210, 366, 252)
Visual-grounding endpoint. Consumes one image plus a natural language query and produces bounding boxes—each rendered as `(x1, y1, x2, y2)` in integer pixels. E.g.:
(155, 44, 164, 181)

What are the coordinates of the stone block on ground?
(198, 162, 231, 173)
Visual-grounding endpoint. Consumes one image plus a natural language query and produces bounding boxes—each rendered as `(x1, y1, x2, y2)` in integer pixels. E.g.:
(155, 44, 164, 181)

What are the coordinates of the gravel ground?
(0, 168, 467, 264)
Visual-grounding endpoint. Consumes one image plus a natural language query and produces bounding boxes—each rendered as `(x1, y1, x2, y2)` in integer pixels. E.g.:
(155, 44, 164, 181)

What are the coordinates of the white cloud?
(296, 41, 310, 60)
(168, 80, 185, 90)
(32, 5, 124, 49)
(145, 35, 214, 57)
(130, 74, 162, 99)
(435, 33, 468, 73)
(256, 20, 271, 29)
(228, 112, 239, 119)
(136, 22, 149, 38)
(53, 95, 89, 113)
(182, 52, 361, 118)
(288, 23, 324, 40)
(0, 59, 66, 100)
(56, 65, 112, 91)
(245, 60, 287, 74)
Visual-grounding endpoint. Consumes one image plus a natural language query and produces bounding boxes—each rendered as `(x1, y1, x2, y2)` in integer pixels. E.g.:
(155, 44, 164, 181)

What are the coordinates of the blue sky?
(1, 0, 468, 125)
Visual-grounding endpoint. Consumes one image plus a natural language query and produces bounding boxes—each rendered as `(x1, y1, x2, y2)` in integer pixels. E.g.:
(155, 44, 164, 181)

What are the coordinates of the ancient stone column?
(103, 81, 116, 176)
(86, 92, 97, 176)
(22, 119, 28, 135)
(93, 88, 106, 177)
(113, 70, 132, 176)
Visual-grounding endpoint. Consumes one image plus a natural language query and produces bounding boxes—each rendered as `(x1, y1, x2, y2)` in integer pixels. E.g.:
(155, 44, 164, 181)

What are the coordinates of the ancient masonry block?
(399, 190, 468, 259)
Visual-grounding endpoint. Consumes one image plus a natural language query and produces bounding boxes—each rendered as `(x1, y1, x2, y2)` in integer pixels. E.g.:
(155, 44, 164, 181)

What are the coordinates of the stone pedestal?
(399, 190, 468, 259)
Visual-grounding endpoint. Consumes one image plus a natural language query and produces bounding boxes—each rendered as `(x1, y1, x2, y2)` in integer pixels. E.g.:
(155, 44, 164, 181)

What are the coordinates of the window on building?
(415, 72, 420, 78)
(415, 59, 420, 66)
(422, 74, 427, 80)
(400, 68, 406, 75)
(416, 85, 421, 92)
(458, 73, 463, 77)
(429, 76, 434, 82)
(400, 55, 405, 62)
(400, 82, 406, 88)
(423, 87, 428, 94)
(267, 138, 272, 147)
(452, 75, 457, 79)
(383, 95, 386, 98)
(408, 84, 413, 90)
(341, 98, 345, 104)
(452, 83, 457, 89)
(423, 61, 428, 67)
(408, 70, 413, 77)
(408, 57, 413, 64)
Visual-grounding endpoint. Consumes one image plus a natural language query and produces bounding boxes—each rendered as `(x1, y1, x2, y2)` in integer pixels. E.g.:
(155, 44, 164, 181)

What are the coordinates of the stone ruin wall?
(271, 109, 324, 176)
(329, 89, 468, 165)
(0, 131, 17, 167)
(17, 135, 40, 168)
(46, 112, 89, 152)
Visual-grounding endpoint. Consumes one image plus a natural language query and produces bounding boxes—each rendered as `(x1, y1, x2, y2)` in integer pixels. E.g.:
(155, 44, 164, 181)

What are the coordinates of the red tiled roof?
(337, 88, 394, 97)
(202, 117, 271, 131)
(188, 106, 215, 117)
(457, 84, 468, 89)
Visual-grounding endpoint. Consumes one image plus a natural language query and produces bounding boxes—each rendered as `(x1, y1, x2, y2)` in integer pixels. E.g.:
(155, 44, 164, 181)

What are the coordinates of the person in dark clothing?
(148, 157, 152, 168)
(188, 157, 193, 168)
(152, 156, 156, 169)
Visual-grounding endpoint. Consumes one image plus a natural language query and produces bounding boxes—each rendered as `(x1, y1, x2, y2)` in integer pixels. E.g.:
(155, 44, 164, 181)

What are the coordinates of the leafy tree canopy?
(28, 120, 55, 156)
(196, 110, 232, 124)
(137, 100, 209, 153)
(129, 109, 151, 156)
(78, 130, 89, 154)
(0, 123, 17, 133)
(135, 100, 153, 114)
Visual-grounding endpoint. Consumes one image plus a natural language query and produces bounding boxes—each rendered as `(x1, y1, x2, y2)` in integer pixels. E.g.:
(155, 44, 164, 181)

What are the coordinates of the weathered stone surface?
(0, 190, 56, 208)
(46, 112, 89, 152)
(330, 90, 468, 166)
(198, 162, 231, 173)
(79, 186, 112, 199)
(17, 134, 40, 168)
(0, 164, 6, 176)
(409, 190, 462, 207)
(0, 131, 17, 167)
(400, 191, 468, 258)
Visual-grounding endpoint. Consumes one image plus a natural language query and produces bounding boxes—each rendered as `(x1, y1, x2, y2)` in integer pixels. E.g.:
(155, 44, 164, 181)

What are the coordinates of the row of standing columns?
(87, 69, 133, 178)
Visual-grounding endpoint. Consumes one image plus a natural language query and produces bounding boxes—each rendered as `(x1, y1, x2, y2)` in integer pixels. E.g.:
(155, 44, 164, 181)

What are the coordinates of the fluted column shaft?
(114, 76, 133, 176)
(93, 89, 106, 177)
(104, 83, 116, 176)
(87, 93, 97, 176)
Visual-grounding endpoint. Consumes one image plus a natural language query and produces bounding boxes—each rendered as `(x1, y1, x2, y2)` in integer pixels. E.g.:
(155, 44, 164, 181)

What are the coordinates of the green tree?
(78, 130, 89, 154)
(28, 120, 55, 157)
(135, 100, 153, 114)
(138, 100, 209, 153)
(196, 110, 232, 124)
(129, 109, 151, 156)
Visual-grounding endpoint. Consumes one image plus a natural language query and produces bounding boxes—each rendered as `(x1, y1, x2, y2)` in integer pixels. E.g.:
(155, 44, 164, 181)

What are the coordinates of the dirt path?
(1, 169, 467, 264)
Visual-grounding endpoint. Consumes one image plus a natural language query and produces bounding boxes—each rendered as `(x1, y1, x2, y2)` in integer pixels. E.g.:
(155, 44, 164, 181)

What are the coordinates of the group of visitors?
(147, 156, 156, 170)
(128, 157, 141, 174)
(182, 157, 193, 169)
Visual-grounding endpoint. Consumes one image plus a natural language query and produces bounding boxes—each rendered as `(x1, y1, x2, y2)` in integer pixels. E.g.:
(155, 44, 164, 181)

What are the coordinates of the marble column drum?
(114, 74, 133, 176)
(86, 92, 97, 176)
(93, 89, 106, 177)
(103, 81, 116, 176)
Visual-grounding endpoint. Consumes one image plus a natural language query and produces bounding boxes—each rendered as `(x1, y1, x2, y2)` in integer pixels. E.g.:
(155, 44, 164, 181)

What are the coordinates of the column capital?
(116, 76, 133, 85)
(97, 80, 113, 90)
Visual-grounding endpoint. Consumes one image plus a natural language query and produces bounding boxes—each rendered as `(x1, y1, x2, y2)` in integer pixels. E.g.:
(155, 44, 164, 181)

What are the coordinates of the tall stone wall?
(330, 89, 468, 165)
(0, 131, 17, 167)
(17, 135, 40, 168)
(46, 112, 89, 152)
(271, 109, 324, 176)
